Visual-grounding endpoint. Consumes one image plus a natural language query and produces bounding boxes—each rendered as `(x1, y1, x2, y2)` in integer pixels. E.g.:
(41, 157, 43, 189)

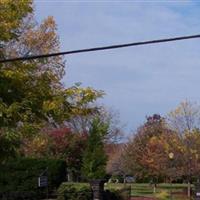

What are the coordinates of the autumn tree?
(167, 100, 200, 134)
(124, 114, 174, 179)
(22, 126, 87, 181)
(0, 0, 32, 44)
(140, 133, 184, 181)
(167, 100, 200, 197)
(181, 129, 200, 177)
(106, 143, 129, 182)
(1, 1, 63, 124)
(66, 99, 123, 144)
(179, 129, 200, 197)
(0, 1, 105, 162)
(0, 0, 34, 161)
(99, 107, 124, 144)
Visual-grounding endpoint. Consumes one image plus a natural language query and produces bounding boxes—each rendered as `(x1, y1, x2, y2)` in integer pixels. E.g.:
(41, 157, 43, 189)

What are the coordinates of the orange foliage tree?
(124, 114, 184, 182)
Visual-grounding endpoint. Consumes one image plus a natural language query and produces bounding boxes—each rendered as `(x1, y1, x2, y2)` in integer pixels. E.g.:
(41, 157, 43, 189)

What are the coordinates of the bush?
(57, 182, 92, 200)
(0, 157, 66, 199)
(57, 182, 130, 200)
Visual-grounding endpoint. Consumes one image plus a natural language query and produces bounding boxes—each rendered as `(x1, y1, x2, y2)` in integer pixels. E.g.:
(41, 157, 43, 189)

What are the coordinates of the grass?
(105, 183, 193, 200)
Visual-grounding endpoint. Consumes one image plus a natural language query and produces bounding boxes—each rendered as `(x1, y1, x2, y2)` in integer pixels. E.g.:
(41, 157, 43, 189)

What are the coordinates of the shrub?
(0, 157, 66, 199)
(57, 182, 92, 200)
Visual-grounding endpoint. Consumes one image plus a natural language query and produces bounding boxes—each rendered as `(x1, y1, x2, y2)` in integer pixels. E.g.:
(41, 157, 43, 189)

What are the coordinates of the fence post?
(90, 179, 106, 200)
(194, 182, 200, 200)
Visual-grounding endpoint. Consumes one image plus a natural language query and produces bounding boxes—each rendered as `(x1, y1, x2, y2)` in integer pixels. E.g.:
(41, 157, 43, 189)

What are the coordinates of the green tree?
(82, 118, 108, 180)
(0, 0, 34, 161)
(0, 1, 65, 131)
(0, 1, 105, 162)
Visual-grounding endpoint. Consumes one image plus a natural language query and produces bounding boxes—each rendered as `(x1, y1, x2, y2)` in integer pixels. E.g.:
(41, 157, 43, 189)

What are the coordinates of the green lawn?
(105, 183, 193, 200)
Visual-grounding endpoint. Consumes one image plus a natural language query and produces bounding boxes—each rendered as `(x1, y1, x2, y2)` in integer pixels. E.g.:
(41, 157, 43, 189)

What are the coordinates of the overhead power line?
(1, 34, 200, 63)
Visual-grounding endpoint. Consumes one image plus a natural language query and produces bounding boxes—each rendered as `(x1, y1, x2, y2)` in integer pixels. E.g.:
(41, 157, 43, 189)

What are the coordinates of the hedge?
(0, 157, 66, 199)
(57, 182, 92, 200)
(57, 182, 130, 200)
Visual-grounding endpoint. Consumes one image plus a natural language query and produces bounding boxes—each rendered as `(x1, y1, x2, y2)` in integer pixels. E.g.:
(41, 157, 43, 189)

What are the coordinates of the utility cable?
(0, 34, 200, 63)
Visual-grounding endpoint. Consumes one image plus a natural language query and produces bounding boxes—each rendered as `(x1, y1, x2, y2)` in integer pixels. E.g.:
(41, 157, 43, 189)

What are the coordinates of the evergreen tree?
(82, 118, 108, 180)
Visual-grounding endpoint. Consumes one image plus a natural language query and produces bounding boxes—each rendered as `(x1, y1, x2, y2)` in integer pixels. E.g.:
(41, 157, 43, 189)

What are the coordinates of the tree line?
(0, 0, 124, 182)
(2, 4, 200, 198)
(107, 101, 200, 197)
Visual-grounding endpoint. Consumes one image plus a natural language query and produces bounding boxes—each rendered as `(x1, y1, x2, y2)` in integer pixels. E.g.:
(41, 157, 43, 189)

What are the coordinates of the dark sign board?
(38, 176, 48, 187)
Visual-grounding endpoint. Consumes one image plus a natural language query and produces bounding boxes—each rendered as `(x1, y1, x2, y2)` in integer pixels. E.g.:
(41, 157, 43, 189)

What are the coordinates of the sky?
(34, 0, 200, 134)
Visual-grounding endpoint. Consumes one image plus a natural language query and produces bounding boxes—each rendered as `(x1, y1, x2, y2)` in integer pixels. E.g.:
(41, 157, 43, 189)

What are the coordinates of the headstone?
(90, 179, 106, 200)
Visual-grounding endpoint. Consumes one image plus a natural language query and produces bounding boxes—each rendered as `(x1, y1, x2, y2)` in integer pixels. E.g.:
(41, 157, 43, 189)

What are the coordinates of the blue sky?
(35, 1, 200, 133)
